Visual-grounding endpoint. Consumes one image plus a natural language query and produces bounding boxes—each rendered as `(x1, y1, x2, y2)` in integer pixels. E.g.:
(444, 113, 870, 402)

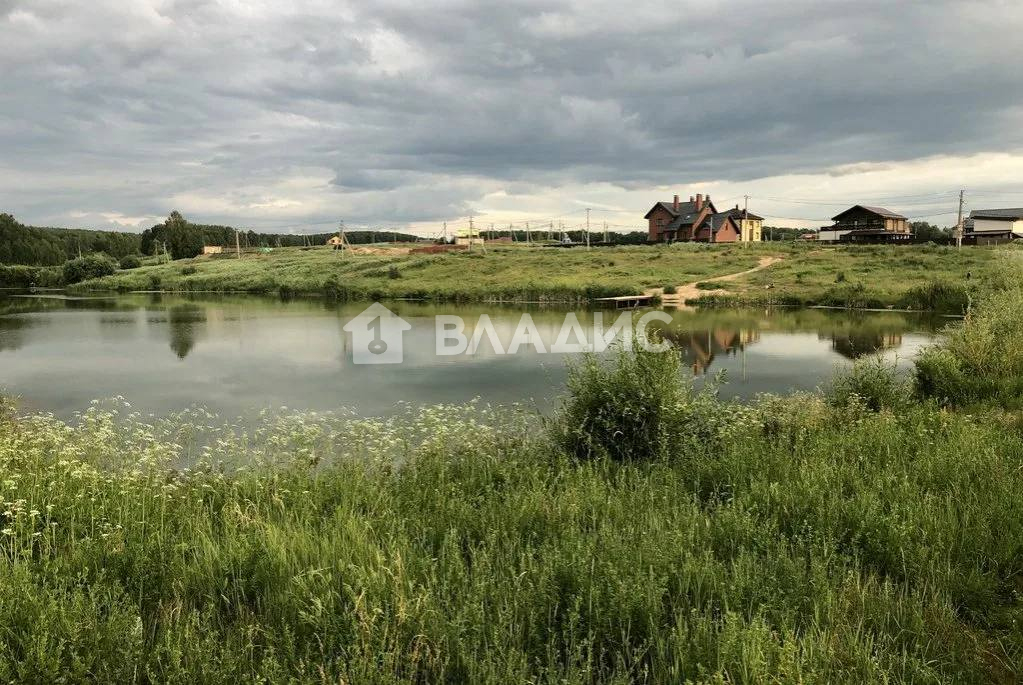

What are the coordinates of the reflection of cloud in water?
(0, 293, 947, 419)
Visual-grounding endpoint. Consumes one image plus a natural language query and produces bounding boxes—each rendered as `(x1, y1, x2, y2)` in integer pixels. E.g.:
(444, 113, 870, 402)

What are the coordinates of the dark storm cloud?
(1, 0, 1021, 229)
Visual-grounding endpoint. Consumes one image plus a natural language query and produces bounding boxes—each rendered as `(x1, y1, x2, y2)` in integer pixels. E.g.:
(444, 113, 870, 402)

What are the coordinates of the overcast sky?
(2, 0, 1023, 234)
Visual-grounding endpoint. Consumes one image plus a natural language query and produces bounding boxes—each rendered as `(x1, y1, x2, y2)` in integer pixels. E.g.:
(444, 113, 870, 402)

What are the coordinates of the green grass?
(4, 277, 1023, 681)
(73, 244, 767, 304)
(69, 242, 1010, 311)
(690, 243, 1013, 313)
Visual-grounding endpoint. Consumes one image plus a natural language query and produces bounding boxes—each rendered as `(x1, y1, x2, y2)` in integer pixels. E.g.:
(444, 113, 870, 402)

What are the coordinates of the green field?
(3, 272, 1023, 681)
(70, 242, 1013, 312)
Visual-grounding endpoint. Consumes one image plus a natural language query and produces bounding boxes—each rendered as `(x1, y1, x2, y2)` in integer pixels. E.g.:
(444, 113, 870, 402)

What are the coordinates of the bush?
(552, 341, 730, 461)
(663, 284, 677, 294)
(118, 254, 142, 270)
(835, 271, 846, 283)
(387, 265, 402, 279)
(181, 265, 198, 276)
(898, 281, 970, 314)
(62, 253, 117, 284)
(828, 358, 912, 412)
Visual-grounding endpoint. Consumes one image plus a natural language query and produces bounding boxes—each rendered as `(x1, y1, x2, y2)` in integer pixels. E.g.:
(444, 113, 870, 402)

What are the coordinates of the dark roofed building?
(966, 208, 1023, 244)
(645, 194, 742, 243)
(828, 205, 910, 243)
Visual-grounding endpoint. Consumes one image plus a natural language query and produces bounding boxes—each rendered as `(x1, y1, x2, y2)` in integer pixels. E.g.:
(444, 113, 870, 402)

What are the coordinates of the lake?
(0, 292, 948, 419)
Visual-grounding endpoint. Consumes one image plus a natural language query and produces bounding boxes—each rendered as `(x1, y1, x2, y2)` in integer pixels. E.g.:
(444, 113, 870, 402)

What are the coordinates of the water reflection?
(0, 293, 949, 419)
(167, 305, 207, 359)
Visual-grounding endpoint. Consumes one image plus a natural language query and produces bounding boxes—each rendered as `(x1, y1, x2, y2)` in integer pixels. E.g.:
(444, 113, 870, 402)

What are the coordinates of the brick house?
(645, 194, 741, 243)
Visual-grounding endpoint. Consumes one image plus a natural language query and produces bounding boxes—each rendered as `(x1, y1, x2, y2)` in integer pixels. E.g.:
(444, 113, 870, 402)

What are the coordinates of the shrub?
(62, 253, 117, 284)
(835, 271, 846, 283)
(828, 358, 912, 412)
(663, 284, 678, 295)
(118, 254, 142, 270)
(181, 265, 198, 276)
(554, 343, 687, 461)
(898, 281, 970, 313)
(387, 265, 402, 279)
(147, 274, 162, 290)
(551, 340, 732, 461)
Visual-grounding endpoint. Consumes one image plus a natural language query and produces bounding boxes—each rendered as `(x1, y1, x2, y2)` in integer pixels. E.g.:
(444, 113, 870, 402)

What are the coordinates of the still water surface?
(0, 292, 946, 419)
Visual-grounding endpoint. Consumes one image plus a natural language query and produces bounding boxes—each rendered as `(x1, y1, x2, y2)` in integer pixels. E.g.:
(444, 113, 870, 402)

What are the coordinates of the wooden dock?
(594, 294, 654, 309)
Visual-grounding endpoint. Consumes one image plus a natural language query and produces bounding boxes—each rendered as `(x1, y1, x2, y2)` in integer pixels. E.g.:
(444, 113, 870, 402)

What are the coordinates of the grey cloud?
(1, 0, 1022, 230)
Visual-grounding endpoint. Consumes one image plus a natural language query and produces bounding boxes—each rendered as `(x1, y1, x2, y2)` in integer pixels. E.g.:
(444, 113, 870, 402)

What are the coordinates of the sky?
(2, 0, 1023, 235)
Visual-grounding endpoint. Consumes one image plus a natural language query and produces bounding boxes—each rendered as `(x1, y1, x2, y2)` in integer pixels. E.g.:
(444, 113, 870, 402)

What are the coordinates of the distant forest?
(0, 212, 420, 266)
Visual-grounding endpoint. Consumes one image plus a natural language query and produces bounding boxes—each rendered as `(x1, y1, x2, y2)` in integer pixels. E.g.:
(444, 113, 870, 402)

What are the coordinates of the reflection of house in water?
(661, 327, 760, 375)
(827, 332, 902, 359)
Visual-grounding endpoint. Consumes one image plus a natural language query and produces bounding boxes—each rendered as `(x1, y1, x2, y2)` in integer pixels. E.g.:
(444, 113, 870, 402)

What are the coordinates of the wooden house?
(829, 205, 909, 243)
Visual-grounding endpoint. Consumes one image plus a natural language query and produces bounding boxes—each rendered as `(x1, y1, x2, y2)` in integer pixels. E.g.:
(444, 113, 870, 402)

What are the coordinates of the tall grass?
(915, 256, 1023, 407)
(2, 384, 1023, 681)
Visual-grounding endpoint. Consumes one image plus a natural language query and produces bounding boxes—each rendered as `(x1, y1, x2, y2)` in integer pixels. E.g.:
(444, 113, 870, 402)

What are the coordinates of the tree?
(62, 253, 117, 284)
(164, 211, 203, 260)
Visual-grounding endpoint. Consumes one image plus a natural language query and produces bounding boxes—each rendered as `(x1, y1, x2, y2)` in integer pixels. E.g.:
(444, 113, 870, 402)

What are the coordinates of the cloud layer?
(2, 0, 1023, 232)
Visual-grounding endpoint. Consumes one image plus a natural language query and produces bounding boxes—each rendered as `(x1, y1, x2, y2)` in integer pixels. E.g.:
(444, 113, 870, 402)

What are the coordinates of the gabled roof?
(703, 212, 736, 232)
(832, 205, 907, 221)
(645, 199, 716, 224)
(969, 208, 1023, 220)
(722, 207, 764, 221)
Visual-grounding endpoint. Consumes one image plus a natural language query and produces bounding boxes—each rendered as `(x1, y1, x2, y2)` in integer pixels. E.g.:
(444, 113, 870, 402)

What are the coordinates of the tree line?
(0, 211, 421, 266)
(0, 214, 141, 266)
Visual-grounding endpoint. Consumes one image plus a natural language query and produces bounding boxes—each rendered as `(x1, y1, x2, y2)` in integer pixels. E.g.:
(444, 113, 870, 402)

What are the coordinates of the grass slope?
(72, 242, 1010, 311)
(692, 243, 1012, 312)
(74, 244, 764, 304)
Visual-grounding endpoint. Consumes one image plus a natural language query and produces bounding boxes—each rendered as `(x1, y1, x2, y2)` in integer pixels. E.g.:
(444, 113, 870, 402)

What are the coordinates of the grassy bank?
(3, 279, 1023, 681)
(689, 243, 1012, 312)
(69, 242, 1009, 311)
(74, 244, 767, 304)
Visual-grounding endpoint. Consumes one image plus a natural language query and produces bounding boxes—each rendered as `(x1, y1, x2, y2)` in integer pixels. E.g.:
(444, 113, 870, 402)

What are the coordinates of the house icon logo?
(343, 303, 412, 364)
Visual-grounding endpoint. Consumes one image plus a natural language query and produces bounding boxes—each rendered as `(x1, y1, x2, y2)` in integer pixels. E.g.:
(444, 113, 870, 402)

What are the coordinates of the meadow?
(73, 244, 763, 304)
(3, 257, 1023, 682)
(68, 242, 1013, 312)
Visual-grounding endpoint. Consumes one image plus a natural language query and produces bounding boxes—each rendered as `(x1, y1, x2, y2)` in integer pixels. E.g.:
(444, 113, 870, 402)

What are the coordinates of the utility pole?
(709, 214, 715, 244)
(955, 189, 965, 249)
(235, 228, 241, 258)
(549, 221, 554, 241)
(743, 194, 751, 245)
(443, 221, 448, 244)
(586, 208, 591, 250)
(526, 221, 531, 245)
(603, 221, 608, 244)
(468, 214, 474, 252)
(338, 220, 346, 260)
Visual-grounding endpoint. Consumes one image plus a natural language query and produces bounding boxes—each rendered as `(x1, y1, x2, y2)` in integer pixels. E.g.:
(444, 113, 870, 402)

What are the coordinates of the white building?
(817, 228, 852, 243)
(968, 208, 1023, 244)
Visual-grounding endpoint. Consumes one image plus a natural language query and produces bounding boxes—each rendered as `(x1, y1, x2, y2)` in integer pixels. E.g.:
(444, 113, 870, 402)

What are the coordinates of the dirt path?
(645, 256, 783, 306)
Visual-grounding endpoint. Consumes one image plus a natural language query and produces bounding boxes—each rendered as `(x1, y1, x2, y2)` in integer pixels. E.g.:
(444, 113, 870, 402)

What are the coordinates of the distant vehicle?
(561, 236, 573, 244)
